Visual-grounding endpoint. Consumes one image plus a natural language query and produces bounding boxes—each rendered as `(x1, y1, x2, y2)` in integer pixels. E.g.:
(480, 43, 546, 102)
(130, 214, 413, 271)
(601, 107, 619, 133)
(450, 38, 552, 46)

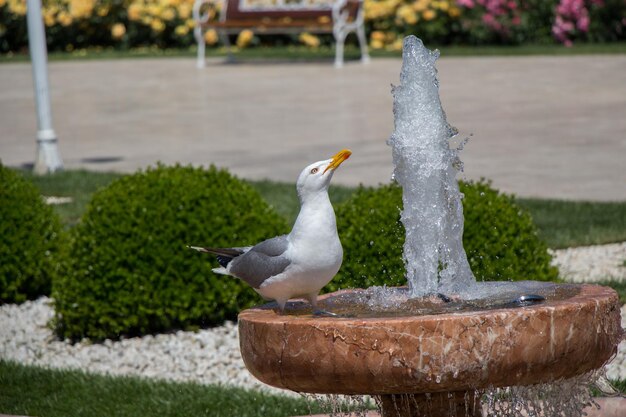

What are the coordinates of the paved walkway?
(1, 55, 625, 201)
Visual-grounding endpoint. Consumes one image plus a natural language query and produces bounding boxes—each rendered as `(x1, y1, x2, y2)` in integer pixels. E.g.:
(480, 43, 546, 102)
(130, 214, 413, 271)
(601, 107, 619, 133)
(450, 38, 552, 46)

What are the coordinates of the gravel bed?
(550, 242, 626, 283)
(0, 297, 281, 394)
(1, 243, 625, 391)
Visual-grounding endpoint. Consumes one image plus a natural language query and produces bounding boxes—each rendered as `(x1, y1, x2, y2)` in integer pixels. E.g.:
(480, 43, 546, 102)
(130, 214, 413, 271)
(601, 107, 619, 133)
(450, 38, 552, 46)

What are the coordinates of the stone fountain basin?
(238, 284, 622, 395)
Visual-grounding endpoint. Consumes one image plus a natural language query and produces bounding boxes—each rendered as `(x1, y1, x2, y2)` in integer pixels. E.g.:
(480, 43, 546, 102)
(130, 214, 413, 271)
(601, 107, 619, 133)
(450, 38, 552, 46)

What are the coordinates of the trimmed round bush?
(53, 164, 289, 341)
(329, 180, 558, 292)
(0, 163, 63, 304)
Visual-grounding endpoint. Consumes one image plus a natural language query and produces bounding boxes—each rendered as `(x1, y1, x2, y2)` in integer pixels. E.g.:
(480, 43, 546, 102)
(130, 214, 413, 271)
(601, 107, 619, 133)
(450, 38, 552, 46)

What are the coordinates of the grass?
(515, 198, 626, 249)
(2, 42, 626, 64)
(21, 169, 123, 227)
(21, 169, 626, 248)
(1, 360, 623, 417)
(0, 360, 321, 417)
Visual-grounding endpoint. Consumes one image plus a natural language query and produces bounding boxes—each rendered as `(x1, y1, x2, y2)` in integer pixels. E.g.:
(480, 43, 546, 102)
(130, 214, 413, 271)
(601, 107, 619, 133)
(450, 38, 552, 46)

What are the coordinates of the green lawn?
(22, 169, 122, 227)
(0, 360, 322, 417)
(1, 360, 623, 417)
(515, 198, 626, 249)
(24, 169, 626, 249)
(1, 42, 625, 64)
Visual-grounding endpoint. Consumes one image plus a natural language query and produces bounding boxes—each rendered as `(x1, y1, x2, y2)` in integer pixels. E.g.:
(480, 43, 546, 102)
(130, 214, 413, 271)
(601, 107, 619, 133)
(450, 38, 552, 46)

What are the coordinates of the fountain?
(237, 36, 623, 417)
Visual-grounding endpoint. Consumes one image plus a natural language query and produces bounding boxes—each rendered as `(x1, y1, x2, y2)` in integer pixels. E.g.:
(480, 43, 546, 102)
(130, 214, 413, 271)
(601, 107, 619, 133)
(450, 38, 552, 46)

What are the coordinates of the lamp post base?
(34, 132, 63, 174)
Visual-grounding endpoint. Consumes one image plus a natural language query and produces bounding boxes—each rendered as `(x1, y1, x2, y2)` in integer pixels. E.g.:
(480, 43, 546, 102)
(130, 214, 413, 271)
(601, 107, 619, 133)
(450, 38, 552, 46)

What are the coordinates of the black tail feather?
(215, 255, 233, 268)
(187, 245, 245, 268)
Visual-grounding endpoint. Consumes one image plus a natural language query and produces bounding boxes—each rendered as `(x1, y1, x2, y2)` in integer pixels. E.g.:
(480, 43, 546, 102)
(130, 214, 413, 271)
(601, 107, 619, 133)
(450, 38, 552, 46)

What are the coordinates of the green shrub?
(53, 164, 289, 341)
(0, 164, 63, 304)
(329, 180, 558, 292)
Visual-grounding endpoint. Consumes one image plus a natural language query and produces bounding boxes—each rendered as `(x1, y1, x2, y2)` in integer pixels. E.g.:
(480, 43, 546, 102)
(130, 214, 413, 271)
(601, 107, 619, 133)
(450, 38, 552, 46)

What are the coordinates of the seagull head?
(296, 149, 351, 200)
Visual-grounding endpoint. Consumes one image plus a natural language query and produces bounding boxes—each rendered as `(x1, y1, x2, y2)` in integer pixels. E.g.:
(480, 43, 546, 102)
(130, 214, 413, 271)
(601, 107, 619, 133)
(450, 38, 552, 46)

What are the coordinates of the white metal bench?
(192, 0, 370, 68)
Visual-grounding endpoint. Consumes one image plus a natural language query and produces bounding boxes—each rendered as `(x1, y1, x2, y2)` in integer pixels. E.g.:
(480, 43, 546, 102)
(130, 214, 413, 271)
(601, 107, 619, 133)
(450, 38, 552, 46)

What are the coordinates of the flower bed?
(1, 0, 624, 53)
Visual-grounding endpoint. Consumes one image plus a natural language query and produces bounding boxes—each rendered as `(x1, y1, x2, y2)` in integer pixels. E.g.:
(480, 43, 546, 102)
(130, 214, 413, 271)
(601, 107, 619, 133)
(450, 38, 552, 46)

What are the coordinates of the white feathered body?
(256, 192, 342, 303)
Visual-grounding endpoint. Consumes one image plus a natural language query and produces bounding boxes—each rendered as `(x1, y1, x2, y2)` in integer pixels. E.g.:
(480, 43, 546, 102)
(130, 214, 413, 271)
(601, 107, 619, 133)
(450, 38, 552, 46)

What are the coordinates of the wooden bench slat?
(193, 0, 370, 68)
(207, 19, 340, 29)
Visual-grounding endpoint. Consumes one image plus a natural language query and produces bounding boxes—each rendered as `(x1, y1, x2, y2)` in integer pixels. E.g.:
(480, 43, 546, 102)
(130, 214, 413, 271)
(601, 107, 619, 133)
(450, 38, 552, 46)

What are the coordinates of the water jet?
(237, 36, 623, 417)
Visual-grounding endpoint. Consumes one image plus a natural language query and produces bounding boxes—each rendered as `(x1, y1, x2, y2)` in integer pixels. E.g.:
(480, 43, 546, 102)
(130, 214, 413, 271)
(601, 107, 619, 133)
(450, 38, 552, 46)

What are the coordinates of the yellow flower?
(204, 28, 218, 45)
(57, 11, 73, 26)
(436, 1, 449, 11)
(43, 11, 56, 26)
(150, 19, 165, 32)
(8, 0, 26, 16)
(396, 4, 417, 25)
(236, 29, 254, 48)
(317, 15, 331, 24)
(370, 39, 384, 49)
(413, 0, 429, 12)
(147, 4, 162, 17)
(69, 0, 95, 19)
(387, 38, 403, 51)
(299, 32, 320, 48)
(161, 7, 175, 21)
(422, 9, 436, 21)
(97, 5, 109, 16)
(174, 25, 189, 36)
(448, 6, 460, 18)
(111, 23, 126, 39)
(178, 3, 192, 19)
(128, 3, 142, 21)
(371, 30, 386, 42)
(186, 18, 196, 29)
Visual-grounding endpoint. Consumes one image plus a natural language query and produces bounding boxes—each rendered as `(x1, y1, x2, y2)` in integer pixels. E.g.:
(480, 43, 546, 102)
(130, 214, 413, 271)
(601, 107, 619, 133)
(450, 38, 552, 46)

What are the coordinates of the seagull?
(189, 149, 351, 313)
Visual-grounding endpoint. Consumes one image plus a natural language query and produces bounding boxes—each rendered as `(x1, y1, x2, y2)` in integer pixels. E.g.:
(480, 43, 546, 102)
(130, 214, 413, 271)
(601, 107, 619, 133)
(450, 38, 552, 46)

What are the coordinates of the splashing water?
(388, 35, 475, 297)
(307, 372, 604, 417)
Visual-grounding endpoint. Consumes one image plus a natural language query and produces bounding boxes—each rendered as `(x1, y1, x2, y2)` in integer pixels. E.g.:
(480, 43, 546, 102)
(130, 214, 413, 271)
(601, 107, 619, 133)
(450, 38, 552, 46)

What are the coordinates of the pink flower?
(577, 14, 589, 31)
(482, 13, 496, 24)
(552, 0, 595, 45)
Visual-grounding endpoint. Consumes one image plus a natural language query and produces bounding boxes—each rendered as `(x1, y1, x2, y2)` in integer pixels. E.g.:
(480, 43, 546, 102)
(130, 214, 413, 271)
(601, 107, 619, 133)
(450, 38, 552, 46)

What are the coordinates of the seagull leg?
(275, 299, 287, 314)
(305, 293, 318, 309)
(307, 293, 338, 317)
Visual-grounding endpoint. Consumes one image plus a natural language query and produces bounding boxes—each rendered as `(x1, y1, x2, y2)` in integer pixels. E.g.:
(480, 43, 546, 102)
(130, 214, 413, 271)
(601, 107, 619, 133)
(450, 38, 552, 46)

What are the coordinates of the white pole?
(26, 0, 63, 174)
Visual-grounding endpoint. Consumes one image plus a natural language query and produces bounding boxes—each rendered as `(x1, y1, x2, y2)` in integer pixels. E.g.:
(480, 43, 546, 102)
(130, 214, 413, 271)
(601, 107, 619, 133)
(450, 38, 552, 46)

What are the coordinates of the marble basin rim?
(238, 284, 622, 396)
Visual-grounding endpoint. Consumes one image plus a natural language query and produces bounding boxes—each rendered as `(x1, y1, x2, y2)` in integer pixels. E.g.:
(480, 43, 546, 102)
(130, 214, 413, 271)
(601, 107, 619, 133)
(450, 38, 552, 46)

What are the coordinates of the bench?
(192, 0, 370, 68)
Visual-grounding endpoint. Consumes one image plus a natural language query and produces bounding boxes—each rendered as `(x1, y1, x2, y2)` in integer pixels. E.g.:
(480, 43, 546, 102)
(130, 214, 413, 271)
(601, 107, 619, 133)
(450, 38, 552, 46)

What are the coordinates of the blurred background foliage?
(0, 0, 624, 53)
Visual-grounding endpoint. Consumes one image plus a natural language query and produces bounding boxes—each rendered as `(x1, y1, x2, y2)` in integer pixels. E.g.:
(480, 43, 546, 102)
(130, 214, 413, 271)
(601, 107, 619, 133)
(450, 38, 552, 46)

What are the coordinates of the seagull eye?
(310, 168, 319, 174)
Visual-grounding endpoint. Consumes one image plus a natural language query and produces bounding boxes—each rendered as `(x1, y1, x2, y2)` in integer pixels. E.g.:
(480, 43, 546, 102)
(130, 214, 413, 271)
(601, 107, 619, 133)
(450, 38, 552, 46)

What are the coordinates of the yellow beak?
(323, 149, 352, 174)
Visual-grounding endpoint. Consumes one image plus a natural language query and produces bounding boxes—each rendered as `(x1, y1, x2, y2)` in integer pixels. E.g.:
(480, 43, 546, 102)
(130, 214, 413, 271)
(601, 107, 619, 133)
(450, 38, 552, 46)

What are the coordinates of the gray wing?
(249, 235, 289, 256)
(229, 235, 291, 289)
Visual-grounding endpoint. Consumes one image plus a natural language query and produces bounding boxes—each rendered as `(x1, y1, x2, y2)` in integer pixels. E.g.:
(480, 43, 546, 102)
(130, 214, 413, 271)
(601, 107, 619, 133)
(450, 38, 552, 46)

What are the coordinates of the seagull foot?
(313, 309, 338, 317)
(436, 293, 453, 303)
